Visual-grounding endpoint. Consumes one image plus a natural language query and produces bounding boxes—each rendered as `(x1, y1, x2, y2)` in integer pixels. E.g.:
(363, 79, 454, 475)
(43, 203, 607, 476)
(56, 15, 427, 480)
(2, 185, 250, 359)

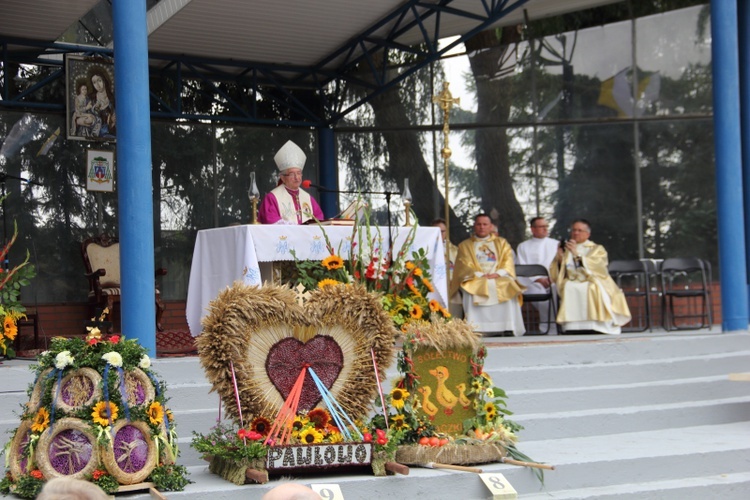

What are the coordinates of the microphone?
(301, 180, 326, 190)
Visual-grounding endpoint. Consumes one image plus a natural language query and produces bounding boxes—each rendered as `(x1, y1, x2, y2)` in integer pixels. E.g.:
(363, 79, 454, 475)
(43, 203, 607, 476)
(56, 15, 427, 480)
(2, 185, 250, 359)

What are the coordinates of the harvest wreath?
(0, 315, 189, 499)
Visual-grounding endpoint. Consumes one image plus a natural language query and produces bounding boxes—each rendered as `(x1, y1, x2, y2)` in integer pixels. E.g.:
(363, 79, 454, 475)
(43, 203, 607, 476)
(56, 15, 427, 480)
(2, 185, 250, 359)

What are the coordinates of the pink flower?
(363, 432, 373, 443)
(88, 338, 99, 346)
(109, 335, 120, 343)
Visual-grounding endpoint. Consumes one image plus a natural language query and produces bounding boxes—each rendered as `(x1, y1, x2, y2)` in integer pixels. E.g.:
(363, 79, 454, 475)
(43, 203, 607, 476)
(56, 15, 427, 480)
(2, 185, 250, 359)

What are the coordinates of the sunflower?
(428, 299, 441, 312)
(328, 430, 344, 443)
(322, 254, 344, 270)
(299, 427, 324, 444)
(471, 379, 482, 392)
(389, 387, 410, 410)
(148, 401, 165, 425)
(31, 407, 50, 433)
(390, 414, 410, 431)
(409, 304, 423, 320)
(250, 416, 271, 436)
(3, 316, 18, 341)
(318, 278, 341, 289)
(484, 402, 497, 420)
(292, 415, 310, 436)
(92, 401, 119, 426)
(307, 408, 331, 429)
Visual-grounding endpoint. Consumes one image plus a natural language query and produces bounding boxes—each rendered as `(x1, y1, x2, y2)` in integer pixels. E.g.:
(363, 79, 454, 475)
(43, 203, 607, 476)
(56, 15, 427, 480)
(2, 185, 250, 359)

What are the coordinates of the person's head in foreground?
(37, 476, 109, 500)
(261, 482, 322, 500)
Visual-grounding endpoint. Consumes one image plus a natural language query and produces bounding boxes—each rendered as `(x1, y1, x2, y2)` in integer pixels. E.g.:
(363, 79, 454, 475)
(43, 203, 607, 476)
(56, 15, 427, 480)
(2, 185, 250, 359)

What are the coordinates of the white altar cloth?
(186, 225, 447, 335)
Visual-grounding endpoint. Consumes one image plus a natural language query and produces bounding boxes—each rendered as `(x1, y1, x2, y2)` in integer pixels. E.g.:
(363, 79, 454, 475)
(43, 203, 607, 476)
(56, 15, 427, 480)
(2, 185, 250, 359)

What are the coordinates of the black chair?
(660, 257, 713, 330)
(609, 260, 651, 332)
(516, 264, 557, 335)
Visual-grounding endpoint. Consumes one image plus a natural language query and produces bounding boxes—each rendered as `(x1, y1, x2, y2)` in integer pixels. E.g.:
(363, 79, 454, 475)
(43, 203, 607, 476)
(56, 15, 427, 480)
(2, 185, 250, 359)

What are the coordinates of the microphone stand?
(312, 185, 400, 255)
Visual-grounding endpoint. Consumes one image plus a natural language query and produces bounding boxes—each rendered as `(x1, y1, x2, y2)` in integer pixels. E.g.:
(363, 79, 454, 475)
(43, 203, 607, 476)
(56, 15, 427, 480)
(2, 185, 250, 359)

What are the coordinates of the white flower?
(102, 351, 123, 368)
(139, 355, 151, 369)
(54, 351, 74, 370)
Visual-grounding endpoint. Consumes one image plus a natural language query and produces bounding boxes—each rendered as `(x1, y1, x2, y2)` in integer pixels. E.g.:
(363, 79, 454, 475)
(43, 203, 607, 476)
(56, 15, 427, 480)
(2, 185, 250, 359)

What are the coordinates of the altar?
(186, 224, 447, 335)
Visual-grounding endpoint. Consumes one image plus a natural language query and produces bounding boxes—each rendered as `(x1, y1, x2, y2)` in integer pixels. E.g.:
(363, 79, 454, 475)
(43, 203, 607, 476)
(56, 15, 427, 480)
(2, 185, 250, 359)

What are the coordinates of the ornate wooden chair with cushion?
(81, 234, 167, 331)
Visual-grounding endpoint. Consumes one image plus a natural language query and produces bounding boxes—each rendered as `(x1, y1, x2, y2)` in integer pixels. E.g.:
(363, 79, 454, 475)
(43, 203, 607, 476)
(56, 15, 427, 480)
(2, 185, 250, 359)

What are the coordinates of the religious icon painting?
(65, 55, 116, 142)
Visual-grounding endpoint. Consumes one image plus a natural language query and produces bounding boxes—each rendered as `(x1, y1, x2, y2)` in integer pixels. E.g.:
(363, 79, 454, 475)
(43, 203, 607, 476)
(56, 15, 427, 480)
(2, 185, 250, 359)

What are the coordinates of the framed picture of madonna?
(65, 55, 116, 142)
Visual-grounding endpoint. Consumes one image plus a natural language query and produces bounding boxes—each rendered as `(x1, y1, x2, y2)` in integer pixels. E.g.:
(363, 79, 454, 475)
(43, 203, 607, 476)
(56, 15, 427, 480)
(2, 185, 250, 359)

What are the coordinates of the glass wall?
(0, 1, 717, 305)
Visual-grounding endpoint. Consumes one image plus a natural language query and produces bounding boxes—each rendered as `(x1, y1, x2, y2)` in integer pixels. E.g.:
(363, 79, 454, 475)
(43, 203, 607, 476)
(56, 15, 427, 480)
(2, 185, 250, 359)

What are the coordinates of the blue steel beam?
(711, 0, 749, 331)
(0, 0, 531, 126)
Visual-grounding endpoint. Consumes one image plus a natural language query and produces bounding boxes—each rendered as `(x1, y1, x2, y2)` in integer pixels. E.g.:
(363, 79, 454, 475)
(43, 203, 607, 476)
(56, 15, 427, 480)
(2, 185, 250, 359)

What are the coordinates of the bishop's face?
(280, 168, 303, 190)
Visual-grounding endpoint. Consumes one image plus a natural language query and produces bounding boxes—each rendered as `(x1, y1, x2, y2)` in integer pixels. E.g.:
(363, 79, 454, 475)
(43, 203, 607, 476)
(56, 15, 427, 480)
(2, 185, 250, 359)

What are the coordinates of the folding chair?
(609, 260, 651, 332)
(660, 257, 713, 330)
(516, 264, 557, 335)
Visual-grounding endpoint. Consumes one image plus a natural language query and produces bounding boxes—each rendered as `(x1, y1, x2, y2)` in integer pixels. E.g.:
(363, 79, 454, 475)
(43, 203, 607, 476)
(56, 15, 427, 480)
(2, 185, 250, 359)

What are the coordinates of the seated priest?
(258, 140, 325, 224)
(551, 219, 631, 334)
(450, 214, 526, 336)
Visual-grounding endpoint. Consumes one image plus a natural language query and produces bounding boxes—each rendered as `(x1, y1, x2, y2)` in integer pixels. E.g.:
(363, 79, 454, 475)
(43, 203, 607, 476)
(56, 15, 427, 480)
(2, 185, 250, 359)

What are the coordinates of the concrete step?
(485, 331, 750, 368)
(507, 375, 750, 414)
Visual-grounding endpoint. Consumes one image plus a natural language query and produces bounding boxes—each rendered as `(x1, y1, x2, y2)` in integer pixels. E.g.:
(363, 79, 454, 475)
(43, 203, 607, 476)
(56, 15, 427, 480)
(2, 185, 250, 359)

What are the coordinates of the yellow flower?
(322, 255, 344, 270)
(328, 430, 344, 443)
(318, 278, 341, 289)
(413, 268, 423, 277)
(3, 316, 18, 341)
(405, 261, 415, 270)
(299, 427, 324, 444)
(471, 379, 482, 392)
(409, 304, 423, 320)
(484, 402, 497, 420)
(31, 407, 50, 433)
(292, 415, 310, 437)
(166, 409, 174, 422)
(390, 414, 410, 431)
(428, 300, 441, 312)
(148, 401, 165, 425)
(422, 278, 434, 292)
(389, 387, 410, 410)
(92, 401, 119, 426)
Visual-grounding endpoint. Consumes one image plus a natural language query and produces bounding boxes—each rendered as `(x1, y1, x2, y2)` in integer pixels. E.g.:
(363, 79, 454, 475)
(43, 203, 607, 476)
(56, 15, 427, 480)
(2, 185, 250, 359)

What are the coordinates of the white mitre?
(274, 140, 307, 172)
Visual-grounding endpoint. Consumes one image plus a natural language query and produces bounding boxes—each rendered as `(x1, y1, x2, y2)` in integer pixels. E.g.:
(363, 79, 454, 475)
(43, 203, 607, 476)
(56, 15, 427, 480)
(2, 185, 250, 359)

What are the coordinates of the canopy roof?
(3, 0, 618, 73)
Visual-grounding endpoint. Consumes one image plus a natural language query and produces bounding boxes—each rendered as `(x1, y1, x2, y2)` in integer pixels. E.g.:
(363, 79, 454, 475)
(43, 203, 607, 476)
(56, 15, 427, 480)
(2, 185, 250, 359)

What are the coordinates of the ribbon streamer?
(308, 367, 362, 441)
(229, 361, 245, 444)
(116, 367, 131, 421)
(49, 369, 63, 428)
(265, 365, 307, 446)
(371, 347, 389, 428)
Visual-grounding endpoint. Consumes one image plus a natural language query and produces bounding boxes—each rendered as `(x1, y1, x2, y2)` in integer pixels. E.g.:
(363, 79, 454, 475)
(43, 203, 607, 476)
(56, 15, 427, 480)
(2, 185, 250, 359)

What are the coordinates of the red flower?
(237, 428, 249, 440)
(30, 470, 43, 480)
(363, 432, 373, 443)
(92, 469, 107, 480)
(246, 431, 263, 441)
(88, 338, 100, 346)
(109, 335, 120, 343)
(377, 437, 387, 445)
(375, 428, 386, 439)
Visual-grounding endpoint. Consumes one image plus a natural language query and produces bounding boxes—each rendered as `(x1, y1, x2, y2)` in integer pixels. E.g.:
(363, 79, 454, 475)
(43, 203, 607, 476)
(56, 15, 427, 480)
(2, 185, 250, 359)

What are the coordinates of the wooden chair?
(81, 234, 167, 331)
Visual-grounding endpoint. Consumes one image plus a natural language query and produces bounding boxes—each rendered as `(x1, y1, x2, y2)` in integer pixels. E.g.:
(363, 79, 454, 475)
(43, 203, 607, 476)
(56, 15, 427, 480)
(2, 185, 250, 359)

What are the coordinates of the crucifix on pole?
(432, 81, 459, 277)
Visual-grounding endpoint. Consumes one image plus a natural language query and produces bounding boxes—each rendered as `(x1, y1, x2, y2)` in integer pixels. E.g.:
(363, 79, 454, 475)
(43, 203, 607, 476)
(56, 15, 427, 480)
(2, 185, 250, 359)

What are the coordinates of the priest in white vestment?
(551, 219, 631, 334)
(516, 217, 560, 334)
(450, 214, 526, 336)
(258, 140, 325, 224)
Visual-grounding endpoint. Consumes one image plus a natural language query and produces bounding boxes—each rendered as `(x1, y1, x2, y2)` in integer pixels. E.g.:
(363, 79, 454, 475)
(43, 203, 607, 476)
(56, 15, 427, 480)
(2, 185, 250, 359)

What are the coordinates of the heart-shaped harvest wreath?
(196, 283, 399, 424)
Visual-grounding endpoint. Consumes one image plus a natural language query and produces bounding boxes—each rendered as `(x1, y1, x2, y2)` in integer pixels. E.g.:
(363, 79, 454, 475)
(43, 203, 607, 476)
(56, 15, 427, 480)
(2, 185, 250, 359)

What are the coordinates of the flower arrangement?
(291, 211, 451, 330)
(0, 318, 189, 498)
(0, 217, 36, 359)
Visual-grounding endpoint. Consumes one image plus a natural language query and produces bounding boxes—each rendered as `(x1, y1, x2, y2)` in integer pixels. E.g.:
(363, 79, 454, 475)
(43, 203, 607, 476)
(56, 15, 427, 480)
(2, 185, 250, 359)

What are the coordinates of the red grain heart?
(266, 335, 344, 411)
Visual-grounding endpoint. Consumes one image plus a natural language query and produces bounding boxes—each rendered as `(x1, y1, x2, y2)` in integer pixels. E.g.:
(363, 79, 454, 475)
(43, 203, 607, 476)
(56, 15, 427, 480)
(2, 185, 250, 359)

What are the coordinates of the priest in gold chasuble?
(551, 219, 631, 334)
(450, 214, 526, 336)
